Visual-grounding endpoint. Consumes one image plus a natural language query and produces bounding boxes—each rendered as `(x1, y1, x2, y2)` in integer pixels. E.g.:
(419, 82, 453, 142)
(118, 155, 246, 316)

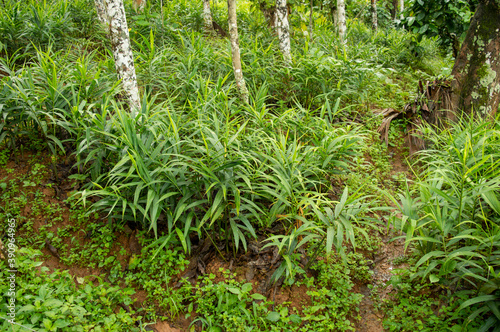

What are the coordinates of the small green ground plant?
(0, 0, 465, 329)
(188, 256, 366, 332)
(0, 248, 138, 332)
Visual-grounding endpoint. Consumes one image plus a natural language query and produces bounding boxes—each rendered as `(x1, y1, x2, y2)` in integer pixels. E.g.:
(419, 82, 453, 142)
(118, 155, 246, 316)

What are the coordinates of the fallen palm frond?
(377, 79, 453, 154)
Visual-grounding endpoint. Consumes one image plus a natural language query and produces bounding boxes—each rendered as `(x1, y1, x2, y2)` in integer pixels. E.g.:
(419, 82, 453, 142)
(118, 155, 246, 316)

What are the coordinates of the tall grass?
(75, 78, 368, 260)
(0, 0, 101, 57)
(0, 0, 445, 283)
(391, 116, 500, 330)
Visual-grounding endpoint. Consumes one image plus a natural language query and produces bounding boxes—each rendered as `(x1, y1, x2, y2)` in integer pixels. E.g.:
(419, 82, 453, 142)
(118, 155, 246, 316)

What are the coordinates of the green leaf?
(459, 295, 498, 310)
(128, 254, 140, 270)
(415, 250, 445, 267)
(482, 190, 500, 214)
(429, 274, 440, 283)
(326, 226, 334, 255)
(416, 12, 426, 21)
(53, 319, 70, 328)
(419, 24, 429, 33)
(439, 259, 457, 276)
(242, 283, 252, 293)
(43, 318, 53, 329)
(251, 293, 266, 300)
(227, 287, 240, 295)
(31, 313, 42, 324)
(44, 299, 63, 308)
(18, 304, 35, 314)
(267, 311, 281, 322)
(68, 174, 87, 181)
(486, 300, 500, 321)
(175, 228, 188, 253)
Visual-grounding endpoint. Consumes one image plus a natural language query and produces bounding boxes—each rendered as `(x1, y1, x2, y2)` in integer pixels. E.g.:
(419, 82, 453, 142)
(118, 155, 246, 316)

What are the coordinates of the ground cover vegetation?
(0, 0, 499, 331)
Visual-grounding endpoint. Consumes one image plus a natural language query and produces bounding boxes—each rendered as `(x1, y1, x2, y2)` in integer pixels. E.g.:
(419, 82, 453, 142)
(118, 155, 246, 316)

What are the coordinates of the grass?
(0, 0, 495, 331)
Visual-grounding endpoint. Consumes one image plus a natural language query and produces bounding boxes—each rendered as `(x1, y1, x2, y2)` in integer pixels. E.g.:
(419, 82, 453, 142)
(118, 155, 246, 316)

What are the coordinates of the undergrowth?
(0, 0, 492, 331)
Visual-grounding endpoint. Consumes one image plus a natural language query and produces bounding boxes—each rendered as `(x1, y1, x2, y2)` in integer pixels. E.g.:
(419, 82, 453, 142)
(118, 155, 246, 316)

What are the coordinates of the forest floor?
(1, 128, 411, 332)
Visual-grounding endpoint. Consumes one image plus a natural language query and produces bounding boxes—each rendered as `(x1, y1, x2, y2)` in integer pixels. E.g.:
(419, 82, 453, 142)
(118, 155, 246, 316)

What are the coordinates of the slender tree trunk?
(259, 1, 277, 28)
(276, 0, 292, 65)
(95, 0, 107, 23)
(399, 0, 404, 22)
(308, 0, 313, 42)
(371, 0, 377, 31)
(203, 0, 213, 33)
(160, 0, 164, 27)
(104, 0, 141, 114)
(227, 0, 249, 104)
(450, 0, 500, 119)
(331, 7, 338, 29)
(390, 0, 397, 19)
(337, 0, 346, 44)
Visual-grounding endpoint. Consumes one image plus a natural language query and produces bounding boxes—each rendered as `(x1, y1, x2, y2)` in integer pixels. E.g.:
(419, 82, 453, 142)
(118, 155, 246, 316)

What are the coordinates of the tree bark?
(227, 0, 249, 104)
(203, 0, 213, 33)
(371, 0, 377, 31)
(259, 1, 277, 28)
(451, 0, 500, 118)
(309, 0, 313, 42)
(104, 0, 141, 114)
(390, 0, 397, 19)
(337, 0, 346, 44)
(399, 0, 404, 13)
(332, 7, 338, 29)
(276, 0, 292, 65)
(95, 0, 107, 23)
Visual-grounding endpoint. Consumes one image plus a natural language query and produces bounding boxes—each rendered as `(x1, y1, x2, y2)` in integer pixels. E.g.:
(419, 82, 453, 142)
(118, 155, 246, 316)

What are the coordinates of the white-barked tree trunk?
(337, 0, 346, 44)
(203, 0, 213, 32)
(276, 0, 291, 65)
(371, 0, 377, 31)
(227, 0, 249, 103)
(104, 0, 141, 114)
(332, 8, 338, 29)
(309, 0, 313, 42)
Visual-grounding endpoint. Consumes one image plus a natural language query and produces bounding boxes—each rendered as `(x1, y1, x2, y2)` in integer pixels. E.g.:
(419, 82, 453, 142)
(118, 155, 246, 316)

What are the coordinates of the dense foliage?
(0, 0, 498, 331)
(400, 0, 474, 48)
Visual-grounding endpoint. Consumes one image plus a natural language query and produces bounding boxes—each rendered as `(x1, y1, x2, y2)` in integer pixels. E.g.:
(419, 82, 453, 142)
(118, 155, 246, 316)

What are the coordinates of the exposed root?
(377, 79, 454, 154)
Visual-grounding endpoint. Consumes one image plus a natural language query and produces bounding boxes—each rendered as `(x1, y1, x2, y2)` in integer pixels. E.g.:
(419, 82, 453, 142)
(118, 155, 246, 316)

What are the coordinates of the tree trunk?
(371, 0, 377, 31)
(276, 0, 291, 65)
(259, 1, 277, 28)
(104, 0, 141, 114)
(308, 0, 313, 42)
(227, 0, 249, 104)
(337, 0, 346, 44)
(95, 0, 107, 23)
(390, 0, 397, 19)
(203, 0, 213, 33)
(451, 0, 500, 119)
(399, 0, 404, 21)
(331, 7, 338, 29)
